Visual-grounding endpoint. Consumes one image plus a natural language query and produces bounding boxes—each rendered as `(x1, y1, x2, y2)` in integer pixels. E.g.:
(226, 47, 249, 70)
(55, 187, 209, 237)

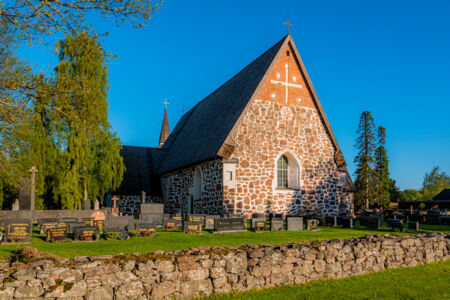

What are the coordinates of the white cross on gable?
(270, 64, 303, 104)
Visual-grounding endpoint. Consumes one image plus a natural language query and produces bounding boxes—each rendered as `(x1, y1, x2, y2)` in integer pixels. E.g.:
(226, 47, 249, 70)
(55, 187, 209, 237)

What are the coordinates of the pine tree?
(53, 32, 124, 209)
(354, 111, 377, 209)
(374, 126, 390, 208)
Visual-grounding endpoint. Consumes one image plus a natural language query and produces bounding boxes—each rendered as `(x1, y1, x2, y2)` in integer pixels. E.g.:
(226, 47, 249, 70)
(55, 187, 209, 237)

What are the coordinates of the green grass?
(206, 260, 450, 300)
(0, 223, 447, 259)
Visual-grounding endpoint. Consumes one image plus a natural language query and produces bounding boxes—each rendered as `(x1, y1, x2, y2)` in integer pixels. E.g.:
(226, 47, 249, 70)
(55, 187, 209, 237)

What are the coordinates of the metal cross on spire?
(284, 18, 293, 34)
(162, 98, 170, 110)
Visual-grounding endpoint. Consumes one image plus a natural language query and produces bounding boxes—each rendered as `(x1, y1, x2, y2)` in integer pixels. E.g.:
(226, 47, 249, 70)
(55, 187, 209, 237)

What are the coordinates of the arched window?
(277, 155, 289, 188)
(276, 153, 300, 190)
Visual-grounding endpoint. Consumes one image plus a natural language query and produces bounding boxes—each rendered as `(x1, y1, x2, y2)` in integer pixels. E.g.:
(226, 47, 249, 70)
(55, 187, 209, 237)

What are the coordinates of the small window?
(277, 155, 289, 188)
(286, 50, 290, 56)
(227, 171, 233, 181)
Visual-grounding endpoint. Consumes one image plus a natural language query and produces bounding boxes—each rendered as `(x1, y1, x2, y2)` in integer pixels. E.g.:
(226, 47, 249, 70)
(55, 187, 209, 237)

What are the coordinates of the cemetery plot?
(287, 217, 303, 231)
(134, 223, 156, 238)
(387, 219, 404, 232)
(46, 227, 67, 242)
(270, 219, 284, 231)
(40, 221, 67, 235)
(91, 210, 106, 234)
(205, 215, 220, 230)
(213, 217, 246, 233)
(73, 226, 99, 241)
(183, 221, 203, 234)
(306, 219, 319, 231)
(4, 220, 32, 243)
(163, 218, 182, 230)
(253, 219, 267, 232)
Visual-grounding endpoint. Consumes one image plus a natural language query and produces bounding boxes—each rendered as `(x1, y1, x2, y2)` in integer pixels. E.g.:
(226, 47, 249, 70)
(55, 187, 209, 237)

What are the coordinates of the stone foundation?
(0, 233, 447, 299)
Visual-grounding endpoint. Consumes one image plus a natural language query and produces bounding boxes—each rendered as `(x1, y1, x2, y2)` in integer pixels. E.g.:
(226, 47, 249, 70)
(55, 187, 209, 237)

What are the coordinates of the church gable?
(256, 43, 315, 109)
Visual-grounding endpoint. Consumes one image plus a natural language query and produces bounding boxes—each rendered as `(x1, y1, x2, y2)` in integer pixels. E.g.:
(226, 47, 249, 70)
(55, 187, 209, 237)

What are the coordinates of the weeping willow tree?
(53, 32, 124, 209)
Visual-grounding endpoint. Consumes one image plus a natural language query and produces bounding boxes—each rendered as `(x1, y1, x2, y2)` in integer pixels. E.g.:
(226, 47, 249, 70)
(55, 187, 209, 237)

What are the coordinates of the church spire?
(158, 99, 170, 147)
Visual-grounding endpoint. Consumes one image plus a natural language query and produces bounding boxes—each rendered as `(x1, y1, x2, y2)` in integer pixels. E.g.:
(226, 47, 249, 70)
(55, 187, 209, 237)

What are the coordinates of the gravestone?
(140, 203, 164, 214)
(141, 191, 146, 204)
(387, 219, 404, 232)
(270, 219, 284, 231)
(252, 216, 266, 231)
(18, 179, 31, 210)
(12, 199, 19, 211)
(82, 218, 92, 226)
(205, 215, 220, 230)
(306, 219, 319, 231)
(135, 223, 156, 237)
(163, 218, 182, 230)
(91, 210, 106, 234)
(287, 217, 303, 231)
(4, 219, 32, 243)
(106, 216, 132, 232)
(183, 221, 202, 234)
(84, 198, 91, 210)
(140, 213, 163, 226)
(187, 214, 205, 224)
(46, 226, 67, 242)
(366, 218, 381, 229)
(38, 218, 58, 228)
(408, 221, 420, 230)
(111, 195, 119, 216)
(214, 217, 246, 233)
(94, 199, 100, 211)
(66, 222, 85, 234)
(339, 217, 354, 228)
(74, 226, 99, 241)
(40, 221, 67, 235)
(323, 216, 338, 227)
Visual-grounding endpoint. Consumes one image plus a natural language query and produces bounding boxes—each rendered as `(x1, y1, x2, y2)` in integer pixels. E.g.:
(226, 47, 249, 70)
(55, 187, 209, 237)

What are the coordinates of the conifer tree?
(354, 111, 377, 209)
(53, 32, 124, 209)
(374, 126, 390, 208)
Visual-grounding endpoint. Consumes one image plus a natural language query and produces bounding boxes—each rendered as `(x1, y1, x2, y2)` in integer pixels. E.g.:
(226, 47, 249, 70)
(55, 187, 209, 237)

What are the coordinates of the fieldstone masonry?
(0, 233, 448, 299)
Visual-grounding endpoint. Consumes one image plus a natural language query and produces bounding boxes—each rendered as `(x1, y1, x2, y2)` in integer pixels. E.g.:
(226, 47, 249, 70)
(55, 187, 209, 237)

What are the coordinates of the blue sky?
(20, 0, 450, 190)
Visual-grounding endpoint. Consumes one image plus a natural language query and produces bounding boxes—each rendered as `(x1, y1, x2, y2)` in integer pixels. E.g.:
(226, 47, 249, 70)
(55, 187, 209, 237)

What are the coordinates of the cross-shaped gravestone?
(111, 195, 119, 215)
(271, 63, 303, 104)
(28, 166, 38, 211)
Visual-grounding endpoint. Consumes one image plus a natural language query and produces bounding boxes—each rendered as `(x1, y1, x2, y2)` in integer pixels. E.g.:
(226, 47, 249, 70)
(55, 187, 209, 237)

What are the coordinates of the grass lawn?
(206, 260, 450, 300)
(0, 223, 448, 259)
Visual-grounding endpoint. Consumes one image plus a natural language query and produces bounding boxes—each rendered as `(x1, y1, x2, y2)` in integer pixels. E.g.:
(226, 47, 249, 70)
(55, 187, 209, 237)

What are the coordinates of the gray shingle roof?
(433, 189, 450, 201)
(115, 146, 163, 195)
(156, 35, 288, 175)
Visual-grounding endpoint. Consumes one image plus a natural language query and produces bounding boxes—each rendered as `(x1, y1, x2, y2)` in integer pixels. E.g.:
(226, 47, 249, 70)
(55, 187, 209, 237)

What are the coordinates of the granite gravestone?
(187, 214, 205, 224)
(135, 223, 156, 237)
(287, 217, 303, 231)
(84, 199, 91, 210)
(270, 219, 284, 231)
(253, 220, 266, 231)
(4, 219, 32, 243)
(46, 226, 67, 242)
(213, 217, 246, 233)
(106, 216, 132, 232)
(387, 219, 404, 232)
(40, 221, 67, 235)
(183, 221, 202, 234)
(18, 179, 31, 210)
(74, 226, 99, 241)
(306, 219, 319, 231)
(12, 199, 19, 211)
(162, 218, 182, 230)
(205, 215, 220, 230)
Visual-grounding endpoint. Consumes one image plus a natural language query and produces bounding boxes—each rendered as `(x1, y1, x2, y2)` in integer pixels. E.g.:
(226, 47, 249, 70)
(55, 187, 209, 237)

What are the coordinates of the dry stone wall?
(0, 233, 448, 299)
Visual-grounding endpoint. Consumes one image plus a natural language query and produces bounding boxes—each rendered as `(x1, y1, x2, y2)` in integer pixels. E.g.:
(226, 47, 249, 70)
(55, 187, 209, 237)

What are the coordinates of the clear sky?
(19, 0, 450, 190)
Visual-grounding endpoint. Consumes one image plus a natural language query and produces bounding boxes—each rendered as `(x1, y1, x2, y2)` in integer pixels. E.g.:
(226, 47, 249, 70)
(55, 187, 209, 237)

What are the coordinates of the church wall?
(227, 98, 352, 218)
(161, 159, 224, 214)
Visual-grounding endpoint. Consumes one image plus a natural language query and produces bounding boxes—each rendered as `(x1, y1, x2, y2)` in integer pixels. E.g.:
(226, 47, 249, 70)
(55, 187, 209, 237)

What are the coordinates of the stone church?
(115, 34, 354, 217)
